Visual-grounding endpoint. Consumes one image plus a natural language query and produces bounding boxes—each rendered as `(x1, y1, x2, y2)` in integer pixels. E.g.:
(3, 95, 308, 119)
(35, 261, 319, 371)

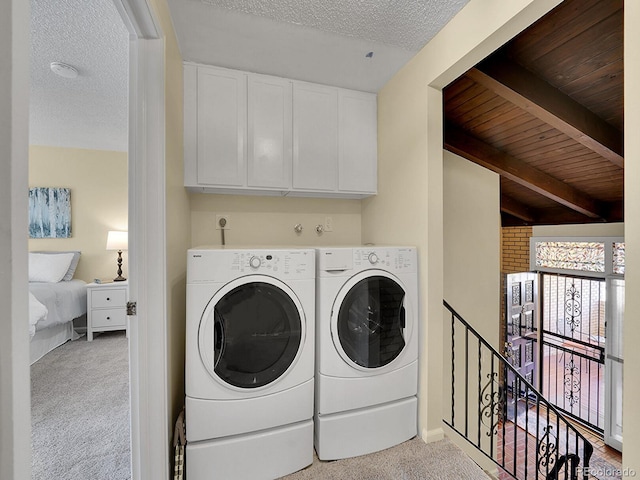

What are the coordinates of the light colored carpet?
(31, 331, 131, 480)
(281, 437, 490, 480)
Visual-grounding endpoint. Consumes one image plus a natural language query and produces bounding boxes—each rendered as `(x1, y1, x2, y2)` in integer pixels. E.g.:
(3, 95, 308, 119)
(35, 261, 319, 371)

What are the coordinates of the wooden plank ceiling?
(443, 0, 623, 226)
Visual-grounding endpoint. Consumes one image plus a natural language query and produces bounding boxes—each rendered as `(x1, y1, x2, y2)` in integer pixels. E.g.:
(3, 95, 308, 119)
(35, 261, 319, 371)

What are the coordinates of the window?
(530, 237, 624, 278)
(613, 242, 625, 275)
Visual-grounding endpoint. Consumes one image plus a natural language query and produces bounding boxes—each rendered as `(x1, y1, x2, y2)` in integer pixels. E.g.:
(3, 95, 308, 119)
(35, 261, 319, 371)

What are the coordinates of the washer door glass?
(337, 275, 406, 368)
(204, 281, 303, 389)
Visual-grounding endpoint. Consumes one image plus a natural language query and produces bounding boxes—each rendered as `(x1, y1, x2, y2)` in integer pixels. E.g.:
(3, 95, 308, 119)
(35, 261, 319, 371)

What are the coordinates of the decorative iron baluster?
(564, 355, 581, 407)
(564, 283, 581, 333)
(480, 372, 504, 436)
(537, 425, 558, 475)
(546, 454, 580, 480)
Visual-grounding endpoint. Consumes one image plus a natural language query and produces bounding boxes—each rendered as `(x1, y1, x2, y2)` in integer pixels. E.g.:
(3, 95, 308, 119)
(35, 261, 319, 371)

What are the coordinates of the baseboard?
(421, 427, 445, 443)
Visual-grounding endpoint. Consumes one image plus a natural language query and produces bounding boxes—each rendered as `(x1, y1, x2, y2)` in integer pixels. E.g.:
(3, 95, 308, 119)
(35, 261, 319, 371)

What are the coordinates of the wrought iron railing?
(443, 300, 593, 480)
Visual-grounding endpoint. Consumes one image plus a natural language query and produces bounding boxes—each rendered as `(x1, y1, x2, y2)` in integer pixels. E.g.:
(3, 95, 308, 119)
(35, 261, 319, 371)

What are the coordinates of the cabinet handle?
(106, 297, 110, 301)
(107, 317, 111, 320)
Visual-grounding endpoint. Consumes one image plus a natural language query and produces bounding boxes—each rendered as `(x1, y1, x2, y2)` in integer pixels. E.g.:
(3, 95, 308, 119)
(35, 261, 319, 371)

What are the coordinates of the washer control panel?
(188, 248, 315, 282)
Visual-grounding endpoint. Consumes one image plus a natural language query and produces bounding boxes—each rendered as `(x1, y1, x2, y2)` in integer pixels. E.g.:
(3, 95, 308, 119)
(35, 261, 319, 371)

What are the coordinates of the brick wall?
(500, 226, 533, 347)
(502, 226, 533, 273)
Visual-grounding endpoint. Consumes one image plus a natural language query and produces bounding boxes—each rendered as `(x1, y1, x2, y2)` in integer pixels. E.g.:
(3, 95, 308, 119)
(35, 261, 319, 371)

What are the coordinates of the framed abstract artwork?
(28, 187, 72, 238)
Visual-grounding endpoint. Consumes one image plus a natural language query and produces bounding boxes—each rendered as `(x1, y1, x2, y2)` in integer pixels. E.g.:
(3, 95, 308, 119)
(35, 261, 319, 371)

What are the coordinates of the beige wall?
(533, 223, 624, 237)
(190, 194, 361, 247)
(443, 151, 500, 343)
(443, 151, 500, 470)
(364, 0, 564, 448)
(28, 146, 128, 283)
(623, 0, 639, 471)
(148, 0, 193, 443)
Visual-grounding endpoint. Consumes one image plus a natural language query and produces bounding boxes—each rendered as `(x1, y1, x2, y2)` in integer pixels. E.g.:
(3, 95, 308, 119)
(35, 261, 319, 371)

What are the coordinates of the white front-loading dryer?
(315, 246, 419, 460)
(185, 247, 315, 480)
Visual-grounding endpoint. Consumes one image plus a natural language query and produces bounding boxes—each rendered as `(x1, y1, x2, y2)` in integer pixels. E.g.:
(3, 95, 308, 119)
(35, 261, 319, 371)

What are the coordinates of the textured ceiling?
(199, 0, 467, 51)
(30, 0, 129, 152)
(30, 0, 469, 153)
(167, 0, 469, 92)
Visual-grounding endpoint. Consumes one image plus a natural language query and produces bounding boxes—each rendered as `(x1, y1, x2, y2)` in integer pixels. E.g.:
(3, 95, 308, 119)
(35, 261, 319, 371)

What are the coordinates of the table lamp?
(106, 230, 128, 282)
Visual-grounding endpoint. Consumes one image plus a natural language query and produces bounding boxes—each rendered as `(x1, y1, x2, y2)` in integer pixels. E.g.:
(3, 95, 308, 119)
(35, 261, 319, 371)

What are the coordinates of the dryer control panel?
(352, 247, 416, 273)
(188, 248, 315, 283)
(317, 246, 417, 275)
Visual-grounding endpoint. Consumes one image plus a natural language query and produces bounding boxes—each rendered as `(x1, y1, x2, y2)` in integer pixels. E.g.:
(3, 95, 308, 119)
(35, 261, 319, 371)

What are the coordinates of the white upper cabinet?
(338, 90, 377, 194)
(184, 64, 247, 187)
(184, 62, 377, 198)
(293, 82, 338, 191)
(248, 74, 292, 189)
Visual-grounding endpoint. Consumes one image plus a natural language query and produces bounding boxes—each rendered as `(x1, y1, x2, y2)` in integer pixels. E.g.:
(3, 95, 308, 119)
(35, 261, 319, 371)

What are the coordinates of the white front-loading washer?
(185, 247, 315, 480)
(314, 246, 419, 460)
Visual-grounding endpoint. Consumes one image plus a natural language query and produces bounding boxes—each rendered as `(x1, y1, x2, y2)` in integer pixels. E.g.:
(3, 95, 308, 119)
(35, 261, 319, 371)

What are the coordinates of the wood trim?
(468, 56, 624, 168)
(444, 124, 606, 219)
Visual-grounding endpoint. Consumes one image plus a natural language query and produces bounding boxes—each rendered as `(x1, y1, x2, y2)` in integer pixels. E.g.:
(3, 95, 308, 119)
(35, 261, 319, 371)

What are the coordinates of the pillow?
(33, 251, 81, 281)
(28, 252, 75, 283)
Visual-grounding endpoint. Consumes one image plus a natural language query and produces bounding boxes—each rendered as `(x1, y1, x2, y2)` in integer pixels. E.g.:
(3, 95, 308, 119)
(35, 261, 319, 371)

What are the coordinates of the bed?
(28, 251, 87, 364)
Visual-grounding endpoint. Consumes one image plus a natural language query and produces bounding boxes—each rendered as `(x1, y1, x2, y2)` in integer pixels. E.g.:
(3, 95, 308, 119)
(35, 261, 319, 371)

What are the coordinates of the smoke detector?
(50, 62, 79, 79)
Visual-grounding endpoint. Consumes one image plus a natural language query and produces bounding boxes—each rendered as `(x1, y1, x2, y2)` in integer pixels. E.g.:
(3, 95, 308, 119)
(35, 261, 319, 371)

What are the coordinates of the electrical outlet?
(216, 214, 230, 230)
(324, 216, 333, 232)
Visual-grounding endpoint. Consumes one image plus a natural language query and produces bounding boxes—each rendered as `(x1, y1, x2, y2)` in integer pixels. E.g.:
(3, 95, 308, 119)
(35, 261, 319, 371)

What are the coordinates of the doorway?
(28, 0, 131, 476)
(3, 0, 169, 479)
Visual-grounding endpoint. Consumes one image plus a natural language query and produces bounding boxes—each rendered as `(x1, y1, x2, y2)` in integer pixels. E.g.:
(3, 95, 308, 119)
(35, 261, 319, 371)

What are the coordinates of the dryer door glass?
(212, 282, 302, 388)
(337, 276, 406, 368)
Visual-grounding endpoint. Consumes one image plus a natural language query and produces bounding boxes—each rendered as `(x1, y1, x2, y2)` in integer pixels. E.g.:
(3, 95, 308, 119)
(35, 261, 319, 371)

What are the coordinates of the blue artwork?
(29, 187, 72, 238)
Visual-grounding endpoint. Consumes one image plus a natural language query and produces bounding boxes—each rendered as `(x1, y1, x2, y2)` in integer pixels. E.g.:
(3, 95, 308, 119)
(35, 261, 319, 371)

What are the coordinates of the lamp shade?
(106, 230, 128, 251)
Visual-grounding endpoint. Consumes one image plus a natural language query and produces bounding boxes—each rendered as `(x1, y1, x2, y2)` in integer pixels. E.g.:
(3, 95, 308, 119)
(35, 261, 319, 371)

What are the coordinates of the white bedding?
(29, 279, 87, 331)
(29, 292, 48, 338)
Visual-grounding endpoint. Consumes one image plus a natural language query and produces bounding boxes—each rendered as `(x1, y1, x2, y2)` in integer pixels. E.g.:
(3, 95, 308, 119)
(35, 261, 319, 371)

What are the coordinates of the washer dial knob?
(368, 252, 379, 265)
(249, 256, 261, 269)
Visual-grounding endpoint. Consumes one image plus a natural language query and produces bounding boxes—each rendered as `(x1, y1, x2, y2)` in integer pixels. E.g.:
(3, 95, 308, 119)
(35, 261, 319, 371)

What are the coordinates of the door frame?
(1, 1, 31, 478)
(113, 0, 169, 478)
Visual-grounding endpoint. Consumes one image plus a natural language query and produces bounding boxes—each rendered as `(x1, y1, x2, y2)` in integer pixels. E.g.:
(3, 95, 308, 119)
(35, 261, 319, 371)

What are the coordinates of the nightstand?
(86, 281, 128, 341)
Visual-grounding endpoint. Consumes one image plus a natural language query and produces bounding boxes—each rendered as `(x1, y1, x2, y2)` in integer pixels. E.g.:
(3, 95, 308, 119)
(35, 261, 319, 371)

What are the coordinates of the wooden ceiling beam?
(467, 57, 624, 168)
(501, 194, 536, 223)
(606, 200, 624, 222)
(532, 209, 604, 226)
(444, 124, 607, 220)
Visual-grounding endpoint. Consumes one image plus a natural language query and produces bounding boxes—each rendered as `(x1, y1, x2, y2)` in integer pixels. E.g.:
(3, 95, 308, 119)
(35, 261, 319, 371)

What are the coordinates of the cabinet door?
(293, 83, 338, 191)
(338, 90, 377, 193)
(197, 66, 247, 186)
(248, 75, 292, 189)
